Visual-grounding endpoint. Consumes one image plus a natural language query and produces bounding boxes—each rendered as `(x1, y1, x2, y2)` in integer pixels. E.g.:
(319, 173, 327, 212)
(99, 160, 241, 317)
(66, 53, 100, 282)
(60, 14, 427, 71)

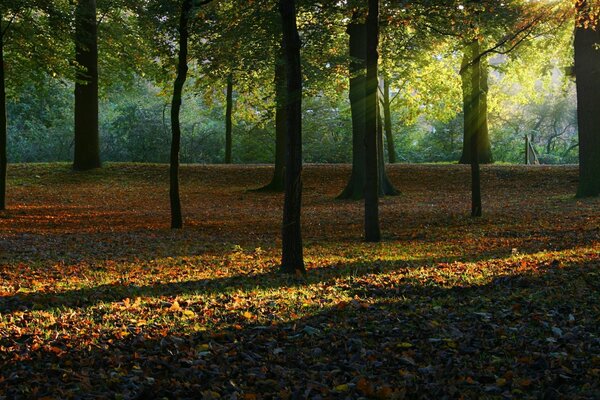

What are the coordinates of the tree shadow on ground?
(1, 245, 597, 315)
(1, 257, 598, 399)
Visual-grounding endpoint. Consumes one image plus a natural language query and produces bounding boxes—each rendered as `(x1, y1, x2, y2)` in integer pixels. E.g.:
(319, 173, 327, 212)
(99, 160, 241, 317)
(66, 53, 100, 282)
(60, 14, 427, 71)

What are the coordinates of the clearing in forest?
(0, 163, 598, 399)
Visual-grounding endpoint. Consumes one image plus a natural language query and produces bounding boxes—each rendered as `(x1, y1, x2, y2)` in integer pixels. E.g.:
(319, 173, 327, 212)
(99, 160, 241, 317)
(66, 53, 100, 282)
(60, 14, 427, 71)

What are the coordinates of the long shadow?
(1, 257, 598, 399)
(1, 247, 597, 315)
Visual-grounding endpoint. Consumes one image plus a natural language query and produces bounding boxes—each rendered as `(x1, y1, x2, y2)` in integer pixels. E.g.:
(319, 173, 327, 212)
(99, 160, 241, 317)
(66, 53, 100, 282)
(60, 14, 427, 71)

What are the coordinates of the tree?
(169, 0, 209, 229)
(73, 0, 100, 170)
(364, 0, 381, 241)
(574, 0, 600, 197)
(224, 73, 233, 163)
(0, 13, 6, 210)
(381, 77, 395, 163)
(279, 0, 304, 275)
(459, 39, 492, 164)
(338, 12, 397, 200)
(258, 47, 286, 191)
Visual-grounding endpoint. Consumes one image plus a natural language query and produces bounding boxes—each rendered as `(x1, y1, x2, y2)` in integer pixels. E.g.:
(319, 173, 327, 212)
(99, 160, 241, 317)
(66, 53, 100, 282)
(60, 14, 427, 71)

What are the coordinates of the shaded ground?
(0, 163, 598, 399)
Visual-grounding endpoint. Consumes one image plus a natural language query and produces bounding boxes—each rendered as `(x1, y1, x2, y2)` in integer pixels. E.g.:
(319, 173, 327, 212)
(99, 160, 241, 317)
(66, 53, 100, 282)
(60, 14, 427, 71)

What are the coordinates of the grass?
(0, 163, 598, 399)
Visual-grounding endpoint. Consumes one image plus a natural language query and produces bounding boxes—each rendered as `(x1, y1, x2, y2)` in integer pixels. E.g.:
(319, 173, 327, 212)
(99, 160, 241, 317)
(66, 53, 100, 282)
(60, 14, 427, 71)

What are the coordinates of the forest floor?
(0, 163, 599, 399)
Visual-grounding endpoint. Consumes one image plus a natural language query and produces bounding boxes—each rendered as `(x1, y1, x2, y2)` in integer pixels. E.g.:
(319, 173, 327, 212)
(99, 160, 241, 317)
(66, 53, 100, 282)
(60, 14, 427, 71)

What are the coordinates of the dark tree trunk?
(460, 40, 492, 165)
(224, 73, 233, 164)
(364, 0, 381, 242)
(470, 42, 482, 217)
(0, 26, 6, 210)
(279, 0, 304, 275)
(382, 77, 396, 164)
(338, 17, 397, 200)
(169, 0, 192, 229)
(256, 47, 286, 192)
(73, 0, 101, 171)
(574, 7, 600, 197)
(338, 19, 367, 200)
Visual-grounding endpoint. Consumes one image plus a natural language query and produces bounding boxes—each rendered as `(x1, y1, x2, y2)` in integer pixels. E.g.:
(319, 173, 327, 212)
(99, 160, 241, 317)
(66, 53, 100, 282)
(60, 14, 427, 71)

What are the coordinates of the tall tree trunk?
(73, 0, 101, 171)
(378, 89, 398, 195)
(364, 0, 381, 242)
(338, 17, 397, 200)
(169, 0, 192, 229)
(279, 0, 304, 275)
(338, 18, 366, 200)
(0, 26, 6, 210)
(459, 40, 492, 165)
(382, 77, 396, 164)
(256, 47, 285, 192)
(470, 41, 482, 217)
(224, 73, 233, 164)
(574, 4, 600, 197)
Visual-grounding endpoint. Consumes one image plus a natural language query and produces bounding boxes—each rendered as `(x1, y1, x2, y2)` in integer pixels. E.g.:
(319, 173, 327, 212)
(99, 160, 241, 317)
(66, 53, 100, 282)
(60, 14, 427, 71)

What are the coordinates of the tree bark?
(460, 40, 492, 165)
(73, 0, 101, 171)
(338, 17, 397, 200)
(279, 0, 304, 275)
(224, 73, 233, 164)
(364, 0, 381, 242)
(256, 46, 285, 192)
(0, 25, 6, 210)
(169, 0, 192, 229)
(378, 89, 398, 195)
(382, 77, 396, 164)
(338, 18, 367, 200)
(574, 5, 600, 197)
(470, 41, 482, 217)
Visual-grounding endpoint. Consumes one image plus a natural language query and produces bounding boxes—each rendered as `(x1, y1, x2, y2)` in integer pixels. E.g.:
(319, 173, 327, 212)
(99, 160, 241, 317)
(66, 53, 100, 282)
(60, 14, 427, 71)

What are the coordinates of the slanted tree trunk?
(364, 0, 381, 242)
(574, 4, 600, 197)
(377, 90, 398, 195)
(279, 0, 304, 275)
(224, 73, 233, 164)
(338, 17, 397, 200)
(169, 0, 192, 229)
(382, 77, 396, 164)
(256, 47, 285, 192)
(0, 24, 6, 210)
(73, 0, 101, 171)
(460, 40, 492, 165)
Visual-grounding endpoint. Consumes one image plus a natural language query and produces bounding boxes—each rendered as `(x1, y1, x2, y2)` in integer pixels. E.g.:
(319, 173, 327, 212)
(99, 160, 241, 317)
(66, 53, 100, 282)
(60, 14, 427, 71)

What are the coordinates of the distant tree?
(574, 0, 600, 197)
(73, 0, 100, 170)
(259, 47, 286, 191)
(224, 73, 233, 163)
(279, 0, 304, 275)
(338, 12, 397, 200)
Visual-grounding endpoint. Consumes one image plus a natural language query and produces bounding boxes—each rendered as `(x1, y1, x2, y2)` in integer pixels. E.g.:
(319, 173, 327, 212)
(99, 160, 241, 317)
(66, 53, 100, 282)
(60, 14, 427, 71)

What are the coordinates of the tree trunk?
(460, 40, 492, 165)
(256, 46, 285, 192)
(338, 18, 366, 200)
(338, 17, 397, 200)
(0, 26, 6, 210)
(574, 6, 600, 197)
(470, 41, 482, 217)
(279, 0, 304, 275)
(73, 0, 101, 171)
(364, 0, 381, 242)
(378, 89, 399, 195)
(169, 0, 192, 229)
(224, 73, 233, 164)
(382, 77, 396, 164)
